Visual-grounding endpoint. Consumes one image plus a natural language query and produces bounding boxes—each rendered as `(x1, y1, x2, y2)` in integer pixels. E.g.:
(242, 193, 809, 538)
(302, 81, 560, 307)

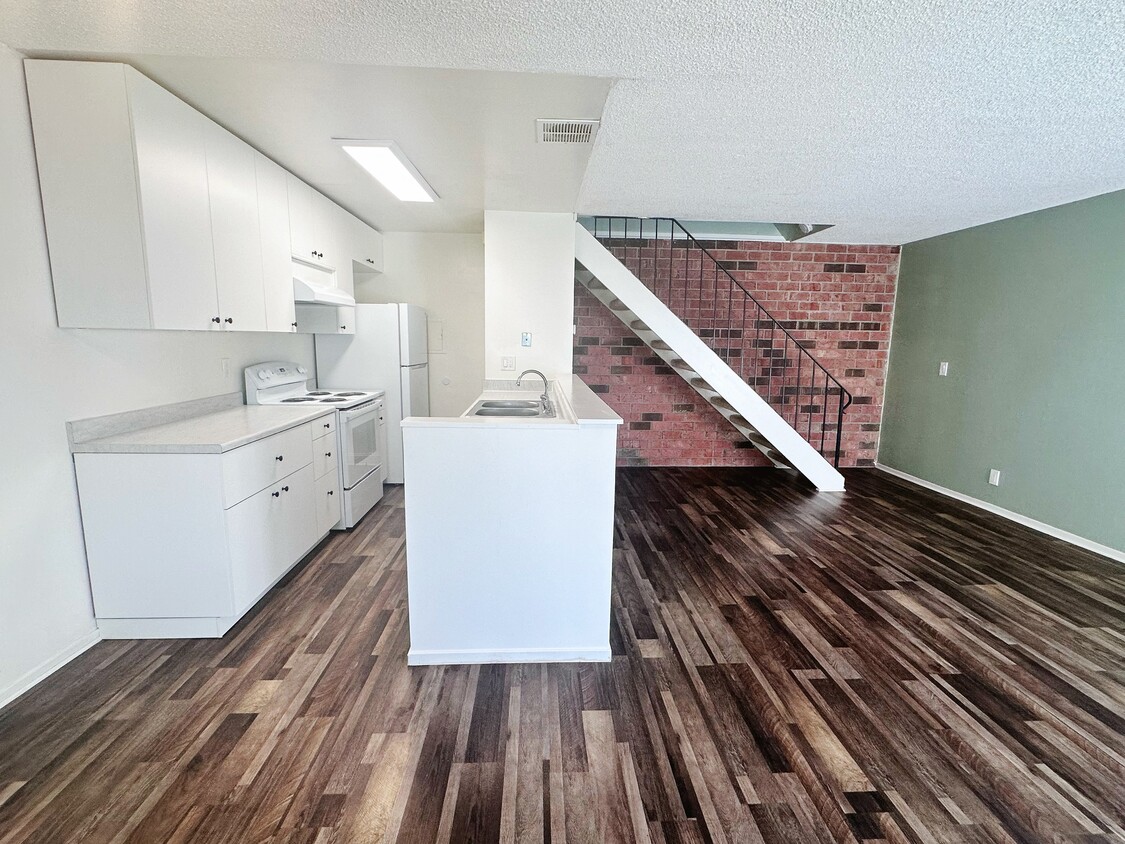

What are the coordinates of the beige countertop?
(70, 405, 335, 454)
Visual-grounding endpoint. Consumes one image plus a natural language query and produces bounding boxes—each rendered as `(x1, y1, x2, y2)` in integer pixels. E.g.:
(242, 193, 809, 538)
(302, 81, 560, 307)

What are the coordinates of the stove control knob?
(257, 369, 268, 380)
(296, 365, 307, 375)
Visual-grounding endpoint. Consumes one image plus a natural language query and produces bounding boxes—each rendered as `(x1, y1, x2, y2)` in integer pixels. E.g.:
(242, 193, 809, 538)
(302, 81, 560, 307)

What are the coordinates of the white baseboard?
(97, 616, 235, 639)
(407, 645, 612, 666)
(0, 629, 101, 711)
(875, 463, 1125, 564)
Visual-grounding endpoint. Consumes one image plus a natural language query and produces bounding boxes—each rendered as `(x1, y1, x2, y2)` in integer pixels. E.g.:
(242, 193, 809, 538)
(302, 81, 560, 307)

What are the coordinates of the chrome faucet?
(516, 369, 553, 414)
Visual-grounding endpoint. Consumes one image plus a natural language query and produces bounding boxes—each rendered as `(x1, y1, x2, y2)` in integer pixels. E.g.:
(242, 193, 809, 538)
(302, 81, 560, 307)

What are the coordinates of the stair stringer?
(575, 223, 846, 492)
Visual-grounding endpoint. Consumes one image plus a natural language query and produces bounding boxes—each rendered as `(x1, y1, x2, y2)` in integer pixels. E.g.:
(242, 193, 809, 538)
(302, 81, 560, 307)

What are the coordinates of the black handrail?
(586, 216, 853, 468)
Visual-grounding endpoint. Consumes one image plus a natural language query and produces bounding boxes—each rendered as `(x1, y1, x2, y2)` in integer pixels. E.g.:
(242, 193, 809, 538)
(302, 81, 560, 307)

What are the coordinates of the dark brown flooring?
(1, 468, 1123, 843)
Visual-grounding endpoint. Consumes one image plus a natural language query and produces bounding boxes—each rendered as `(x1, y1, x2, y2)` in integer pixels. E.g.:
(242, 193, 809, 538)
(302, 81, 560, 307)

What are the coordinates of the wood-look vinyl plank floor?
(1, 468, 1123, 843)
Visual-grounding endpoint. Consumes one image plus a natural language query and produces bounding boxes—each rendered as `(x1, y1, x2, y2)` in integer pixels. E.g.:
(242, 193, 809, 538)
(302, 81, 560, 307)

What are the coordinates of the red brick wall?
(573, 239, 899, 468)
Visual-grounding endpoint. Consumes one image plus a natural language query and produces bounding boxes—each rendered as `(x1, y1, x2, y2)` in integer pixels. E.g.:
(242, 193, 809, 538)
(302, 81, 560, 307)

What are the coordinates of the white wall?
(483, 211, 576, 379)
(353, 232, 485, 417)
(0, 43, 315, 707)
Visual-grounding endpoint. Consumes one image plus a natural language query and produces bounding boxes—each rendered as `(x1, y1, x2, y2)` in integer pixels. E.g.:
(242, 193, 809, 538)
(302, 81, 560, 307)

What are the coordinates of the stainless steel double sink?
(470, 399, 555, 418)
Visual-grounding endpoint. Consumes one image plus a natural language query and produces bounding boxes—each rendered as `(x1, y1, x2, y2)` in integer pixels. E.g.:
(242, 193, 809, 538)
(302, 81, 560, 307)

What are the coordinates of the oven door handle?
(338, 402, 380, 425)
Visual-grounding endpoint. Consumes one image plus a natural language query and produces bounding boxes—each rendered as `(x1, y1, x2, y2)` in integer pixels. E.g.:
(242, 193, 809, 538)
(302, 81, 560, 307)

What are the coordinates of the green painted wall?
(880, 189, 1125, 553)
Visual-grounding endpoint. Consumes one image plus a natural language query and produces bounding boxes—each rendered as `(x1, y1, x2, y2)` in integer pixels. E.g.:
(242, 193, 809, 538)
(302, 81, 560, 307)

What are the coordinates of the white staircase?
(574, 221, 847, 492)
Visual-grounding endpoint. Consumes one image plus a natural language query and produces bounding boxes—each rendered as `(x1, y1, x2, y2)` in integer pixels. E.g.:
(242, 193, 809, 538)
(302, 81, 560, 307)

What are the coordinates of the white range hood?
(292, 261, 355, 306)
(293, 277, 355, 306)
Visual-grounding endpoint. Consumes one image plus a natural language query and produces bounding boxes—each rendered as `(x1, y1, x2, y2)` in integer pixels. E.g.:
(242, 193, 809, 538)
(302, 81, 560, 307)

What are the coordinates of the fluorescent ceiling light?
(335, 140, 438, 203)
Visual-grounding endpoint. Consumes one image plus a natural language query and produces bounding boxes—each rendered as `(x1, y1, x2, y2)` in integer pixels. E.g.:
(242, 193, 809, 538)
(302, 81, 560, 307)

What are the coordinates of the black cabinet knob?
(224, 317, 233, 324)
(322, 423, 330, 429)
(291, 322, 298, 328)
(327, 490, 334, 496)
(325, 452, 332, 457)
(275, 455, 283, 462)
(281, 485, 289, 492)
(340, 326, 347, 331)
(311, 250, 317, 257)
(211, 316, 221, 323)
(272, 491, 280, 497)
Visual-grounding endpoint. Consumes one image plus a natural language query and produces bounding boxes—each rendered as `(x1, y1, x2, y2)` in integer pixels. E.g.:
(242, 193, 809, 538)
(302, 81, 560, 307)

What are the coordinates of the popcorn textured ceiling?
(3, 0, 1123, 242)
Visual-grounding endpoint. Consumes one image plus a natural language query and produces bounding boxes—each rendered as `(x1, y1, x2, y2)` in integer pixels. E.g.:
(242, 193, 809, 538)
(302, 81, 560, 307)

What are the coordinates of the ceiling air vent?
(536, 119, 599, 144)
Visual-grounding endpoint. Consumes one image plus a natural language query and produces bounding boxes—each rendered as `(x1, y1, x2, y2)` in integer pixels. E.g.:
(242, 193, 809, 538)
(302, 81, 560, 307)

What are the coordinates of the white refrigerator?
(315, 303, 429, 484)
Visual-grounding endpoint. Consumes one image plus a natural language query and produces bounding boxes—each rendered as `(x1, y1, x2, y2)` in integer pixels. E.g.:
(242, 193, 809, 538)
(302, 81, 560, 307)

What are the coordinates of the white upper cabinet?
(286, 175, 319, 266)
(26, 59, 384, 333)
(254, 154, 297, 333)
(205, 123, 267, 331)
(126, 69, 222, 331)
(288, 175, 361, 277)
(352, 214, 385, 273)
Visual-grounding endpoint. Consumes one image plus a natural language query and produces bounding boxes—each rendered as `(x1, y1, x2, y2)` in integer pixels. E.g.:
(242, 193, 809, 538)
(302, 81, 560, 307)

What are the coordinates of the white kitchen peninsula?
(401, 375, 622, 665)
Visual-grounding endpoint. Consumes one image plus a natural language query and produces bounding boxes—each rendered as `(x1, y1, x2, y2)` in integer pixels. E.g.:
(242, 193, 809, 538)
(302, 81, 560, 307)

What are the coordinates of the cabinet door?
(255, 154, 297, 332)
(312, 192, 343, 272)
(226, 477, 286, 612)
(280, 464, 320, 562)
(355, 217, 384, 273)
(226, 465, 316, 613)
(125, 68, 220, 330)
(287, 175, 318, 263)
(315, 471, 341, 533)
(206, 124, 267, 331)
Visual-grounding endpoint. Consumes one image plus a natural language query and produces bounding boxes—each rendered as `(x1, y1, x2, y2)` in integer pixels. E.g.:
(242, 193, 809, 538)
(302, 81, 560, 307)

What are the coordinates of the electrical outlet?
(939, 361, 949, 376)
(219, 358, 230, 378)
(988, 469, 1001, 486)
(521, 332, 532, 347)
(501, 356, 516, 371)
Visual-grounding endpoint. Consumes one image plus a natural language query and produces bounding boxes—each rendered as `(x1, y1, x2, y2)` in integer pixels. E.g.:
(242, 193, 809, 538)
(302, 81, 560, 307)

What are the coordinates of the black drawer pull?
(327, 490, 334, 496)
(272, 491, 280, 498)
(281, 486, 289, 492)
(275, 455, 283, 462)
(325, 451, 332, 457)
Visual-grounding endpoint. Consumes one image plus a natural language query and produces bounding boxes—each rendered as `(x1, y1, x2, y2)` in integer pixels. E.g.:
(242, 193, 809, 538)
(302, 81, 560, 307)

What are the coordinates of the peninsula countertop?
(401, 375, 622, 430)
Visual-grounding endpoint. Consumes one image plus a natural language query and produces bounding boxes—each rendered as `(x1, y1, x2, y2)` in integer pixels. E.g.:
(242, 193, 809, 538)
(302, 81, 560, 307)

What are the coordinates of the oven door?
(339, 400, 383, 490)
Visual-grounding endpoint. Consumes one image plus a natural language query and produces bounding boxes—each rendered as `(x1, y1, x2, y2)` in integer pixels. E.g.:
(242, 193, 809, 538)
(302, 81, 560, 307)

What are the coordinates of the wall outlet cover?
(939, 361, 949, 376)
(501, 356, 516, 371)
(521, 332, 532, 347)
(988, 469, 1001, 486)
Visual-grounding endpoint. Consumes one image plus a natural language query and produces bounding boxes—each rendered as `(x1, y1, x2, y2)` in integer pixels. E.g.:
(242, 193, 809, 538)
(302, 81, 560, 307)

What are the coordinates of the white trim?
(0, 629, 102, 711)
(96, 616, 236, 639)
(875, 463, 1125, 564)
(408, 646, 612, 666)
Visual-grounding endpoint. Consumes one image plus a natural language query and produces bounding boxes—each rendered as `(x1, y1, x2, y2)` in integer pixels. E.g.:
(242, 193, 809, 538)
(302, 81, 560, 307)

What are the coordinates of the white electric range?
(245, 361, 387, 528)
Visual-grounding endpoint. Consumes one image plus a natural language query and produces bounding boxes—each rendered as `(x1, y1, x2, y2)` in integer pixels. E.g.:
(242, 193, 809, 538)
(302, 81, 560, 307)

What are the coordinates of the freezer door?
(400, 304, 429, 366)
(402, 363, 430, 417)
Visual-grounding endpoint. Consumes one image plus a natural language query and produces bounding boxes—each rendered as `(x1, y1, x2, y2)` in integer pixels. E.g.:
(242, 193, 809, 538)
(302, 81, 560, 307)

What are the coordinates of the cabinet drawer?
(314, 441, 338, 479)
(222, 423, 312, 507)
(313, 413, 336, 438)
(316, 471, 341, 534)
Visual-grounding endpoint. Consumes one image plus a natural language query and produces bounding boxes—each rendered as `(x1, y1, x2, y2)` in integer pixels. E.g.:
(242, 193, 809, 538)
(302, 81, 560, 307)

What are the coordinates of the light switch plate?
(939, 361, 949, 376)
(521, 332, 532, 347)
(501, 356, 515, 371)
(988, 469, 1001, 486)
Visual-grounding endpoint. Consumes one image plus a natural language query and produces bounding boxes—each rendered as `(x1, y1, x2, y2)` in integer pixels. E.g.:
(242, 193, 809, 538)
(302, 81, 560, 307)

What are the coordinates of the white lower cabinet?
(74, 420, 329, 639)
(313, 428, 342, 533)
(316, 472, 341, 534)
(227, 464, 318, 611)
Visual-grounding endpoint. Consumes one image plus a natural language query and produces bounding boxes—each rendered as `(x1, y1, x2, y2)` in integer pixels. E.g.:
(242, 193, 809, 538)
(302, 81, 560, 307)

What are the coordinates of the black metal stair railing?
(585, 216, 852, 468)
